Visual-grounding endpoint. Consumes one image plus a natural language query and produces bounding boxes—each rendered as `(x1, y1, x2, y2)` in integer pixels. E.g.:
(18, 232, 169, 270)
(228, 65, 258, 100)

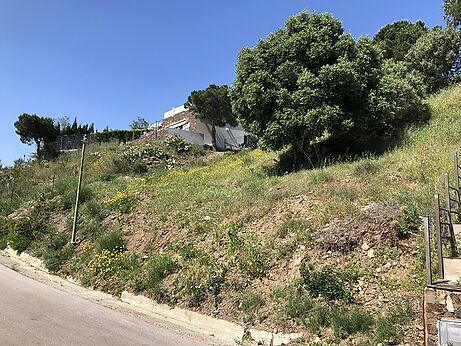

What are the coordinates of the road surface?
(0, 264, 208, 346)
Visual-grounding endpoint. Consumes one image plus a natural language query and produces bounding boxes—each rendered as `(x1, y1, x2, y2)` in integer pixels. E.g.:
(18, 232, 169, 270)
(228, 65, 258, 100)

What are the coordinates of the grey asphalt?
(0, 264, 207, 346)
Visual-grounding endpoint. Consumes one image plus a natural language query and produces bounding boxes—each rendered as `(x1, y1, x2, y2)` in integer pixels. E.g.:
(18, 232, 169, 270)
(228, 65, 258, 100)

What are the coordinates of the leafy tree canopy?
(14, 114, 59, 158)
(230, 11, 428, 163)
(130, 116, 150, 130)
(373, 20, 428, 61)
(444, 0, 461, 27)
(185, 84, 236, 149)
(405, 26, 461, 92)
(58, 116, 95, 135)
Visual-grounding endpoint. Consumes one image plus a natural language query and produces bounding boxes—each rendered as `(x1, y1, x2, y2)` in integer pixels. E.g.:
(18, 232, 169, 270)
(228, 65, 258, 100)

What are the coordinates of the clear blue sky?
(0, 0, 444, 166)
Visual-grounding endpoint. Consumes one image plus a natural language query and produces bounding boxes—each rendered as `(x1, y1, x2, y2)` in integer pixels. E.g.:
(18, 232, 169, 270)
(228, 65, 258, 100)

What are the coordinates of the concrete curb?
(4, 246, 48, 272)
(121, 291, 303, 345)
(1, 247, 303, 345)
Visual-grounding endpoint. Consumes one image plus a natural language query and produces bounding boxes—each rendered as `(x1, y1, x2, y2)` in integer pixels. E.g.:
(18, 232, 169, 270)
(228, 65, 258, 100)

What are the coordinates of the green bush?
(97, 230, 126, 252)
(239, 238, 267, 278)
(5, 211, 50, 253)
(394, 201, 420, 238)
(42, 232, 74, 272)
(144, 253, 179, 294)
(300, 256, 361, 302)
(331, 306, 373, 338)
(95, 129, 144, 143)
(54, 177, 93, 210)
(164, 135, 191, 153)
(237, 291, 265, 312)
(372, 304, 414, 345)
(286, 291, 314, 320)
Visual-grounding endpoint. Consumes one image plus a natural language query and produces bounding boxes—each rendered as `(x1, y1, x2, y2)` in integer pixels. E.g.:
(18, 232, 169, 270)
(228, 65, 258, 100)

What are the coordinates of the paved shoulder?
(0, 264, 207, 346)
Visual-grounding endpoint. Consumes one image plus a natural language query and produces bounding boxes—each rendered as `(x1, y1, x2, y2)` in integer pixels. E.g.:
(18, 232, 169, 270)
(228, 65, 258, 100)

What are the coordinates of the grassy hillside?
(2, 85, 461, 345)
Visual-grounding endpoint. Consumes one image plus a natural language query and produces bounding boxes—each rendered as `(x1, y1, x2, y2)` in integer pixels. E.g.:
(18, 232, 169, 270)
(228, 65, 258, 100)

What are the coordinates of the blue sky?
(0, 1, 444, 165)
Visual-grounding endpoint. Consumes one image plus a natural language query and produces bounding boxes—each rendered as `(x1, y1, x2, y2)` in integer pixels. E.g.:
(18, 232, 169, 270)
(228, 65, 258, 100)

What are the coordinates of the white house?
(155, 105, 251, 150)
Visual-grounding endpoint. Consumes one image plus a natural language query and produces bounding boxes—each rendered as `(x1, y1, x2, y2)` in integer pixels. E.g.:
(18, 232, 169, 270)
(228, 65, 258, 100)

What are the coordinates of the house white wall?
(164, 105, 186, 120)
(159, 104, 250, 150)
(195, 119, 247, 149)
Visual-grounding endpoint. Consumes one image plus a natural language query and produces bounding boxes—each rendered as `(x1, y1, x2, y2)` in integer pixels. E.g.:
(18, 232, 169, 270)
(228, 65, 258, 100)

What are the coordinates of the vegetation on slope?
(1, 85, 461, 344)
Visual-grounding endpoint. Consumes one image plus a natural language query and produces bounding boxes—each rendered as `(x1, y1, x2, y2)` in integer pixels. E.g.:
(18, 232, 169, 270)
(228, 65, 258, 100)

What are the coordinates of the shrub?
(123, 142, 168, 167)
(394, 201, 420, 238)
(95, 129, 144, 143)
(239, 238, 267, 278)
(353, 159, 379, 176)
(42, 232, 74, 272)
(300, 256, 361, 302)
(164, 135, 191, 153)
(54, 177, 93, 210)
(5, 211, 50, 253)
(286, 291, 314, 320)
(331, 306, 373, 338)
(372, 304, 414, 345)
(88, 247, 125, 279)
(237, 291, 265, 312)
(144, 253, 179, 294)
(97, 230, 126, 252)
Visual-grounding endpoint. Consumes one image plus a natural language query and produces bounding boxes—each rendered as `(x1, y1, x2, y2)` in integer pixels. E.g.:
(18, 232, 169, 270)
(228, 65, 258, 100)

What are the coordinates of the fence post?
(422, 216, 432, 286)
(71, 135, 88, 244)
(435, 194, 444, 279)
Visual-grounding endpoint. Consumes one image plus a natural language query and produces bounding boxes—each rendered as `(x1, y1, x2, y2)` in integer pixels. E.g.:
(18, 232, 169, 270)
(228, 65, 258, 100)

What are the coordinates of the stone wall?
(163, 110, 196, 132)
(425, 286, 461, 345)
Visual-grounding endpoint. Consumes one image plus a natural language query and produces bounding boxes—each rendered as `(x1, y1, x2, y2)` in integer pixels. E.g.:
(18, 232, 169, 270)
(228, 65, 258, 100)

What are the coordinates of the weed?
(236, 291, 265, 324)
(54, 177, 92, 210)
(239, 238, 267, 278)
(286, 291, 314, 320)
(237, 291, 265, 312)
(144, 253, 179, 295)
(300, 256, 360, 302)
(353, 159, 379, 176)
(228, 223, 240, 254)
(42, 232, 74, 272)
(88, 247, 125, 280)
(276, 211, 310, 238)
(394, 201, 421, 238)
(371, 304, 414, 345)
(97, 230, 126, 252)
(330, 306, 373, 338)
(118, 252, 145, 293)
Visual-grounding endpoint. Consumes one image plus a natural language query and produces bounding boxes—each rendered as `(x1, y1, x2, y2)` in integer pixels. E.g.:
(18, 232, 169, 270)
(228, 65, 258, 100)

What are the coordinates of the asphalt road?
(0, 264, 208, 346)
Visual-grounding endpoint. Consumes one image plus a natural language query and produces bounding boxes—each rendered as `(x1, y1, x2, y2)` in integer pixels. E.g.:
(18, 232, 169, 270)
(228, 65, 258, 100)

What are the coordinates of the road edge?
(0, 247, 303, 346)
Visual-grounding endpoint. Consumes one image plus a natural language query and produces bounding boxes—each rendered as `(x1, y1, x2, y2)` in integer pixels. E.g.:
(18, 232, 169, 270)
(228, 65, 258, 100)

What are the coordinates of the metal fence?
(51, 134, 96, 151)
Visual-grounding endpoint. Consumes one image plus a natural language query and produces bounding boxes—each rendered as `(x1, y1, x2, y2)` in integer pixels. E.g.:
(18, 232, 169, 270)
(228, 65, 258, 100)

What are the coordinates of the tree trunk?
(35, 140, 41, 158)
(211, 119, 217, 150)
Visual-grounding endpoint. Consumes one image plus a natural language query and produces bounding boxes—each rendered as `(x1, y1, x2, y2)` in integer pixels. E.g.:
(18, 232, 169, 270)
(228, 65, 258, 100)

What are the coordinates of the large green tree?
(405, 27, 461, 92)
(444, 0, 461, 27)
(14, 114, 59, 158)
(373, 20, 428, 61)
(230, 11, 428, 163)
(185, 84, 236, 149)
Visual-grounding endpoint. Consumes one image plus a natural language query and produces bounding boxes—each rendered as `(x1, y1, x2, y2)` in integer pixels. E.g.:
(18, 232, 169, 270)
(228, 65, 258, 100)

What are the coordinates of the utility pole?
(71, 135, 88, 244)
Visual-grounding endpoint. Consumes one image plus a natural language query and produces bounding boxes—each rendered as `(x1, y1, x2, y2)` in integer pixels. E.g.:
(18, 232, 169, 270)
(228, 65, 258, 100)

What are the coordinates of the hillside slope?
(2, 85, 461, 345)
